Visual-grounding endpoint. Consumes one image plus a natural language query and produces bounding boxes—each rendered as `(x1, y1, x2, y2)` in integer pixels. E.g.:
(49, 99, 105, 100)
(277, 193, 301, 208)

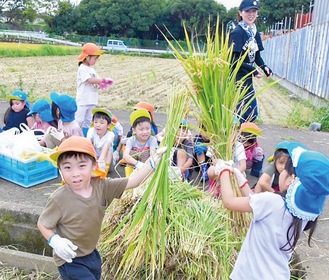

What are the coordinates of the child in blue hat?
(28, 99, 57, 143)
(41, 92, 83, 148)
(3, 90, 33, 132)
(214, 141, 329, 279)
(254, 141, 290, 193)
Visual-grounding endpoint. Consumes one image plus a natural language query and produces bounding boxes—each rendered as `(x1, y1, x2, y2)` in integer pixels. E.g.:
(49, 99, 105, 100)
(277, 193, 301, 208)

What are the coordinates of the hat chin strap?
(59, 170, 67, 185)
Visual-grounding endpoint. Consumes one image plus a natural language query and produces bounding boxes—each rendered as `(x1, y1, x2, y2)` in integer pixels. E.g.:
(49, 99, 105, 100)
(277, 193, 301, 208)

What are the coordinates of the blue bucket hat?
(28, 99, 54, 122)
(239, 0, 259, 11)
(285, 142, 329, 221)
(50, 92, 77, 123)
(7, 90, 30, 109)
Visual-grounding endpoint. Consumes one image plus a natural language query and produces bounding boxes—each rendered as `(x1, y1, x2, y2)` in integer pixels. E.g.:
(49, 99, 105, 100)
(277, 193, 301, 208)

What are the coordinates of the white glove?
(48, 234, 78, 263)
(233, 168, 248, 188)
(150, 146, 167, 168)
(113, 150, 119, 162)
(97, 160, 106, 172)
(49, 128, 65, 142)
(134, 161, 145, 170)
(214, 159, 233, 177)
(168, 166, 182, 182)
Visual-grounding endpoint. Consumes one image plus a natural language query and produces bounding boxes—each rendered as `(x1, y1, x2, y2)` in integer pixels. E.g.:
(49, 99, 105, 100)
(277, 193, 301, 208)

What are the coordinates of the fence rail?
(261, 20, 329, 101)
(0, 30, 81, 47)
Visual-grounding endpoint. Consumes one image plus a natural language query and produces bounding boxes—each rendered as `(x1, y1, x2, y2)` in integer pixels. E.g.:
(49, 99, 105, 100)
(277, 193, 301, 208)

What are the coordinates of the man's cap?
(130, 109, 151, 126)
(285, 142, 329, 221)
(50, 92, 77, 122)
(78, 43, 105, 62)
(240, 122, 262, 136)
(50, 136, 97, 162)
(133, 101, 155, 121)
(28, 99, 54, 122)
(92, 108, 112, 121)
(239, 0, 259, 11)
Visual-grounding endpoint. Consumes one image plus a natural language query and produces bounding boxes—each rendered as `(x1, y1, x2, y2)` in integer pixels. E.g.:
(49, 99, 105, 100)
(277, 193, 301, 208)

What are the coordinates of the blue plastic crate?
(0, 153, 58, 188)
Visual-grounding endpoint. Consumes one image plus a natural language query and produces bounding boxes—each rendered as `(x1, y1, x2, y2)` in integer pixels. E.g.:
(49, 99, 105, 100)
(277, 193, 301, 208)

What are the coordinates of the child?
(76, 42, 113, 136)
(123, 109, 158, 176)
(37, 136, 166, 279)
(40, 92, 83, 148)
(214, 141, 329, 279)
(28, 99, 56, 131)
(254, 141, 290, 193)
(193, 123, 211, 181)
(171, 120, 193, 181)
(126, 101, 158, 138)
(3, 90, 33, 131)
(239, 122, 264, 177)
(86, 108, 115, 176)
(110, 113, 124, 164)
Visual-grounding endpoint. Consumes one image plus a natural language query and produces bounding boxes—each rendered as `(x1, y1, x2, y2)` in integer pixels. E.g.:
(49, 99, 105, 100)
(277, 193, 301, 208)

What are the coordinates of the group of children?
(2, 40, 329, 279)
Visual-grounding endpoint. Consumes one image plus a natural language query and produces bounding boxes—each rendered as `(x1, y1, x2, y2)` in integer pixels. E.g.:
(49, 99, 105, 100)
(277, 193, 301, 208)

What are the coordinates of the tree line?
(0, 0, 312, 40)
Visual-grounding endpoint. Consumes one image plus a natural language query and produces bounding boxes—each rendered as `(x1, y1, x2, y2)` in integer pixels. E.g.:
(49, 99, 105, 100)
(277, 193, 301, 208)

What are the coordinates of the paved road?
(1, 103, 329, 279)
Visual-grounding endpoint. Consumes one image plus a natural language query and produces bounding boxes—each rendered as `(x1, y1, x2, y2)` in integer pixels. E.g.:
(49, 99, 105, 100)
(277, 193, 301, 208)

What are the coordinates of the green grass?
(0, 42, 81, 57)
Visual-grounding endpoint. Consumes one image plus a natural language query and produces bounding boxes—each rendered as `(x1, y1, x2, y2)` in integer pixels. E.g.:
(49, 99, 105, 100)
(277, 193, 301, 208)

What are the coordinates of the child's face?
(275, 155, 289, 174)
(93, 117, 110, 137)
(85, 55, 99, 66)
(11, 100, 25, 113)
(278, 169, 295, 192)
(59, 154, 95, 189)
(133, 121, 151, 142)
(176, 126, 188, 143)
(33, 113, 41, 123)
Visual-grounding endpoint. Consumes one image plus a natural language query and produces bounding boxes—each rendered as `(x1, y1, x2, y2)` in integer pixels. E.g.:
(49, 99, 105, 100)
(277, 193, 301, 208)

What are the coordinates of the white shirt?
(76, 64, 100, 106)
(87, 127, 115, 157)
(230, 192, 294, 280)
(234, 141, 247, 167)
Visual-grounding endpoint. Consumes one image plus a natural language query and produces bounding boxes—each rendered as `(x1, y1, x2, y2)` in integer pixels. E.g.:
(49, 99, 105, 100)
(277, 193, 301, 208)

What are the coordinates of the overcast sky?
(217, 0, 241, 10)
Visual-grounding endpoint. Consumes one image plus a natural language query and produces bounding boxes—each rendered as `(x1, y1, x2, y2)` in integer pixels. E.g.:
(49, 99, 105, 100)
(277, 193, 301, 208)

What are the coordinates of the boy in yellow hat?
(37, 136, 166, 279)
(76, 42, 113, 136)
(123, 109, 158, 176)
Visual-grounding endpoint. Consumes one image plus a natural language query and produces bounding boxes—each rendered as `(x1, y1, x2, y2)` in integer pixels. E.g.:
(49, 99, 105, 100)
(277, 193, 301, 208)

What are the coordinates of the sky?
(217, 0, 241, 10)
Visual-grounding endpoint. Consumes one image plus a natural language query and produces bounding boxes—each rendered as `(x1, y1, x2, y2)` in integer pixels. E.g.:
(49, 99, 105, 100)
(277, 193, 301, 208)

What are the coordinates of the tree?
(164, 0, 226, 41)
(259, 0, 311, 30)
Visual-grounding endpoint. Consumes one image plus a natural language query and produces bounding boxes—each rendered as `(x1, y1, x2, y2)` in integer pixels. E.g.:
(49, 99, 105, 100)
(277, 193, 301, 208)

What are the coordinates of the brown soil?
(0, 55, 296, 126)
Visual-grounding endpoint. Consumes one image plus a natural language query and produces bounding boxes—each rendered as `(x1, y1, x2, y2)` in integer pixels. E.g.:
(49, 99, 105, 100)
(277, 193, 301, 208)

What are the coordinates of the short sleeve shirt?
(230, 192, 294, 279)
(233, 142, 247, 168)
(76, 64, 100, 106)
(126, 135, 158, 163)
(38, 177, 128, 266)
(87, 128, 115, 157)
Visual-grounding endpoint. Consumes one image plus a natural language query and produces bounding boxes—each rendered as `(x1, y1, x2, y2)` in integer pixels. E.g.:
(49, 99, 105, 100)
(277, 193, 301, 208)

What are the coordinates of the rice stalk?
(100, 87, 190, 279)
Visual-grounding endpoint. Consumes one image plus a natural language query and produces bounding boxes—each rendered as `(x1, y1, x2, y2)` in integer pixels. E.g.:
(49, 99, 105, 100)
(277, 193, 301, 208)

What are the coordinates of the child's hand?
(99, 78, 113, 90)
(233, 168, 249, 188)
(113, 150, 119, 162)
(151, 146, 167, 168)
(49, 128, 65, 142)
(194, 142, 207, 155)
(215, 160, 233, 177)
(48, 234, 78, 263)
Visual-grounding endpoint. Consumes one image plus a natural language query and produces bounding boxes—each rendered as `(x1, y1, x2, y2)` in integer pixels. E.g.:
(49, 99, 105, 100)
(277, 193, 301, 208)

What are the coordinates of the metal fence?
(261, 0, 329, 101)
